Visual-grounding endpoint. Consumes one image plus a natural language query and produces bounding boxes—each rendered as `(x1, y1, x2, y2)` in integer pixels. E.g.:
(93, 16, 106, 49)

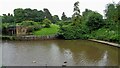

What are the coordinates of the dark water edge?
(1, 35, 57, 41)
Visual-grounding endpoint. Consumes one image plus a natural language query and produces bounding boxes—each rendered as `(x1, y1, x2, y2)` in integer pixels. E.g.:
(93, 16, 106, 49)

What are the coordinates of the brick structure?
(16, 26, 27, 36)
(7, 26, 27, 36)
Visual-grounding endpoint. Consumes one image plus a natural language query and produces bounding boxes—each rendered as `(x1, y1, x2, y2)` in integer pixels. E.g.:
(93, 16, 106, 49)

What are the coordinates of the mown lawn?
(33, 24, 59, 36)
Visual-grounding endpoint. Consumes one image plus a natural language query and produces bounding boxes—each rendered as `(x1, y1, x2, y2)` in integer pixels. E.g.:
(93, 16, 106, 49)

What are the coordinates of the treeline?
(1, 7, 71, 35)
(1, 1, 120, 44)
(58, 1, 120, 44)
(2, 8, 62, 23)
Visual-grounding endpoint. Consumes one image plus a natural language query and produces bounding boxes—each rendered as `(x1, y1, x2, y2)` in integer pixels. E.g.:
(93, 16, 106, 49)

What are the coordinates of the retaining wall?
(15, 35, 58, 40)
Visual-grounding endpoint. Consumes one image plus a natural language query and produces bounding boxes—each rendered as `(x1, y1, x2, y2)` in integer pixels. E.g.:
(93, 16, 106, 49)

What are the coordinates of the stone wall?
(15, 35, 58, 40)
(16, 26, 27, 36)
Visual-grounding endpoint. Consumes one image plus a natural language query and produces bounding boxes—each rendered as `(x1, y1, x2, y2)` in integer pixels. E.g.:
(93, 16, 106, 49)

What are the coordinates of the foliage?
(14, 8, 24, 23)
(72, 1, 81, 25)
(53, 15, 60, 23)
(105, 3, 117, 21)
(85, 12, 104, 31)
(14, 8, 45, 23)
(43, 18, 51, 28)
(43, 8, 54, 23)
(59, 26, 88, 39)
(1, 23, 16, 35)
(61, 12, 67, 21)
(104, 3, 120, 26)
(81, 9, 104, 32)
(73, 1, 80, 17)
(33, 24, 59, 36)
(20, 21, 38, 26)
(72, 16, 81, 26)
(1, 1, 119, 44)
(2, 13, 14, 23)
(20, 21, 42, 33)
(89, 28, 119, 43)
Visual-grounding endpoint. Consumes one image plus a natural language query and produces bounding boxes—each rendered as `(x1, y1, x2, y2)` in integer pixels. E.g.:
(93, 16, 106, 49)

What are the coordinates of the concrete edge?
(88, 39, 120, 48)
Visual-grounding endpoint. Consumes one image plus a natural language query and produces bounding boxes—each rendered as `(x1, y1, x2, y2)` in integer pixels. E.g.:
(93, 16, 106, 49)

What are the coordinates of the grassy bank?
(33, 24, 59, 36)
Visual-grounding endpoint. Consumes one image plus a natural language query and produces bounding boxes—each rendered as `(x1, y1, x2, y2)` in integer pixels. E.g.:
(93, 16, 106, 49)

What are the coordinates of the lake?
(1, 40, 119, 66)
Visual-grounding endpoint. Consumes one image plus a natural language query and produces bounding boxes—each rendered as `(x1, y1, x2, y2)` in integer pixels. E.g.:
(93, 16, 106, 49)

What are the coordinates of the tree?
(37, 10, 45, 22)
(116, 2, 120, 23)
(73, 1, 80, 17)
(72, 1, 81, 25)
(43, 18, 51, 28)
(61, 12, 67, 21)
(53, 15, 60, 23)
(43, 8, 54, 23)
(104, 2, 119, 30)
(105, 3, 116, 20)
(81, 9, 93, 24)
(2, 13, 14, 23)
(14, 8, 24, 23)
(85, 12, 104, 31)
(24, 8, 33, 21)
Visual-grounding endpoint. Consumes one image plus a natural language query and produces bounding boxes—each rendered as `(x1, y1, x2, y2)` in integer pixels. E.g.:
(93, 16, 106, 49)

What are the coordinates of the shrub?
(43, 18, 51, 28)
(89, 28, 119, 43)
(59, 26, 88, 40)
(85, 12, 104, 31)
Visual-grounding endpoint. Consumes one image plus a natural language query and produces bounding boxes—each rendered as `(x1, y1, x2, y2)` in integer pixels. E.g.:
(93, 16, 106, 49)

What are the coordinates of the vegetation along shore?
(0, 1, 120, 45)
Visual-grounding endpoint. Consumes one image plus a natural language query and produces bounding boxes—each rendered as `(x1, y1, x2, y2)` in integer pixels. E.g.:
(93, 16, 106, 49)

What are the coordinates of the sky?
(0, 0, 119, 18)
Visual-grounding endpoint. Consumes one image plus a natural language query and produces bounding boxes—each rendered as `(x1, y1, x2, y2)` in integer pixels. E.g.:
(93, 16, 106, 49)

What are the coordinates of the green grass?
(33, 24, 59, 36)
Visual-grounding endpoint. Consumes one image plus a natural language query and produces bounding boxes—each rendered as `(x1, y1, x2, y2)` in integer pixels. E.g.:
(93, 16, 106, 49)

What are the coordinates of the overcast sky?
(0, 0, 119, 18)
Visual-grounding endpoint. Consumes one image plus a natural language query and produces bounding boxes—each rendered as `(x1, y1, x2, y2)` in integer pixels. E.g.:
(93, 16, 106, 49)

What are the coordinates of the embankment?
(88, 39, 120, 48)
(1, 35, 58, 41)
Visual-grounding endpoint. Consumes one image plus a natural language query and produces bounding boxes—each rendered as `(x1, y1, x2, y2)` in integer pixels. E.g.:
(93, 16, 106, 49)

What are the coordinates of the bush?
(59, 26, 88, 40)
(43, 18, 51, 28)
(85, 12, 104, 31)
(89, 28, 119, 43)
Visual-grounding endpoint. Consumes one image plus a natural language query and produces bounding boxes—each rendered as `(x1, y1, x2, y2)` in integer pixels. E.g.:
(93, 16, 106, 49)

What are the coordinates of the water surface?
(1, 40, 118, 66)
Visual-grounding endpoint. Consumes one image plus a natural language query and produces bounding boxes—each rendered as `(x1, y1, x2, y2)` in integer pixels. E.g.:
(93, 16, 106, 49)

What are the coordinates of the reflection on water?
(1, 40, 118, 66)
(64, 49, 74, 65)
(97, 51, 108, 66)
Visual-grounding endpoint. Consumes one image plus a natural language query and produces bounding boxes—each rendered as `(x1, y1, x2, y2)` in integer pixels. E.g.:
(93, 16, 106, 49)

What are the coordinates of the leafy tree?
(37, 10, 45, 22)
(104, 3, 119, 29)
(2, 13, 14, 23)
(61, 12, 67, 21)
(43, 8, 54, 23)
(117, 2, 120, 23)
(20, 21, 41, 33)
(43, 18, 51, 28)
(82, 9, 92, 21)
(73, 1, 80, 17)
(85, 12, 104, 31)
(14, 8, 45, 23)
(72, 1, 81, 25)
(53, 15, 60, 23)
(104, 2, 119, 31)
(14, 8, 24, 23)
(117, 2, 120, 21)
(116, 2, 120, 43)
(105, 3, 116, 21)
(59, 25, 88, 39)
(24, 8, 33, 21)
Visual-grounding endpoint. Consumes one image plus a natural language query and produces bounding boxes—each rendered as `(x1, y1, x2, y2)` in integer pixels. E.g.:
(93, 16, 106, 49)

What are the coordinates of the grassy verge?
(33, 24, 59, 36)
